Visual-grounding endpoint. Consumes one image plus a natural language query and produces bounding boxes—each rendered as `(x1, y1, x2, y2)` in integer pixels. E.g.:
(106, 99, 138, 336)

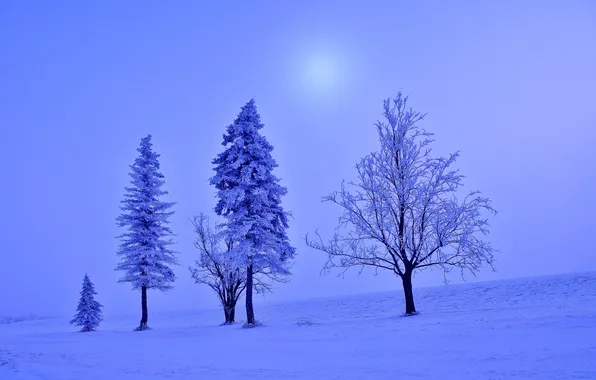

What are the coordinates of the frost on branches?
(116, 135, 178, 331)
(210, 99, 295, 326)
(189, 214, 277, 325)
(307, 92, 497, 316)
(189, 214, 245, 324)
(70, 274, 103, 332)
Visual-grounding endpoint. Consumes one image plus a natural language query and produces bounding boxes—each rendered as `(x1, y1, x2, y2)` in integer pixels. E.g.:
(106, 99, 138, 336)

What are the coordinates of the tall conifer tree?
(116, 135, 177, 331)
(211, 99, 295, 326)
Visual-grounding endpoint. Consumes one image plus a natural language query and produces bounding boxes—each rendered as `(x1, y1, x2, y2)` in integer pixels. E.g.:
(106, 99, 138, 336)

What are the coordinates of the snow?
(210, 99, 295, 275)
(1, 272, 595, 379)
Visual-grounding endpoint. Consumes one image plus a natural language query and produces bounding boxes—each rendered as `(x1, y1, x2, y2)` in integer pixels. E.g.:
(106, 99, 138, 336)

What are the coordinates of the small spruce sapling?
(70, 274, 103, 332)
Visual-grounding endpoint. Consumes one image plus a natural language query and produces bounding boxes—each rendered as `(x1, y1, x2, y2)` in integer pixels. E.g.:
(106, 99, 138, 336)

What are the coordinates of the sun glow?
(303, 55, 340, 92)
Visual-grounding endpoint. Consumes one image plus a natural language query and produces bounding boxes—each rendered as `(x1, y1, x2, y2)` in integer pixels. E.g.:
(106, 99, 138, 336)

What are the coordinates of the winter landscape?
(2, 1, 595, 380)
(2, 272, 595, 379)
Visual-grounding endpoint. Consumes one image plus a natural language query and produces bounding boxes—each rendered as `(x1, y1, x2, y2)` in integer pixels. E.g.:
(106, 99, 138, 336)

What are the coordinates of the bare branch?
(307, 92, 497, 292)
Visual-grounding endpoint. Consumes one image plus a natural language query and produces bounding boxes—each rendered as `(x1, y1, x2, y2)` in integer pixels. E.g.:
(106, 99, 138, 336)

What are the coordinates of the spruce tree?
(70, 274, 103, 332)
(116, 135, 177, 331)
(210, 99, 295, 326)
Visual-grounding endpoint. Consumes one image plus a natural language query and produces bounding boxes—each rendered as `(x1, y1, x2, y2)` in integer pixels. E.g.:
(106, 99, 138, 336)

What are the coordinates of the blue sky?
(1, 0, 595, 317)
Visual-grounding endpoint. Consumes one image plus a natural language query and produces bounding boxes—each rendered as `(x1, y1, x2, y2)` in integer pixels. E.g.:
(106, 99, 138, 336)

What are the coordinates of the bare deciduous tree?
(189, 214, 245, 324)
(306, 92, 497, 316)
(189, 214, 275, 324)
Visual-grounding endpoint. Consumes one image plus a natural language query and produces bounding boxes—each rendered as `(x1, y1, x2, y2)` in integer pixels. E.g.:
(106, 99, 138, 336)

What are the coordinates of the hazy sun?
(303, 56, 339, 91)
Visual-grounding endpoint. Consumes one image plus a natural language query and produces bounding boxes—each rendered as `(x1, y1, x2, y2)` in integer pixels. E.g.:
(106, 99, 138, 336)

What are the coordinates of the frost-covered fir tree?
(210, 99, 295, 326)
(116, 135, 177, 331)
(70, 274, 103, 332)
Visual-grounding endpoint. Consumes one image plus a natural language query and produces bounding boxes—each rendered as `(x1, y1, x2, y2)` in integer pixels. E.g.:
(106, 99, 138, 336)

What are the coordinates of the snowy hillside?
(1, 272, 595, 379)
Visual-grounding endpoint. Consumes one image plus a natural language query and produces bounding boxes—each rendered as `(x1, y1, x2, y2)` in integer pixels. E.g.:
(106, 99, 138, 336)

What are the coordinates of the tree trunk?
(224, 300, 236, 324)
(138, 285, 149, 330)
(401, 270, 417, 315)
(245, 264, 255, 325)
(230, 305, 235, 323)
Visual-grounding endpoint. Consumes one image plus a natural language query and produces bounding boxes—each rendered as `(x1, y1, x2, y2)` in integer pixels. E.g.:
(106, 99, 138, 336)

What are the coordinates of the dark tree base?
(401, 311, 420, 317)
(138, 285, 149, 332)
(223, 306, 236, 325)
(245, 265, 255, 325)
(242, 320, 262, 329)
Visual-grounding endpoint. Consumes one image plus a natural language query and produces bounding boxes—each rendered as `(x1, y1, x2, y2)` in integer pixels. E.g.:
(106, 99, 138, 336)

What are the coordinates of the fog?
(1, 0, 594, 318)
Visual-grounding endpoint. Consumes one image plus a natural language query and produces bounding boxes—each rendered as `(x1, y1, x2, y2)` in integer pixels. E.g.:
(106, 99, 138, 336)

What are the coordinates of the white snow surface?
(1, 272, 595, 379)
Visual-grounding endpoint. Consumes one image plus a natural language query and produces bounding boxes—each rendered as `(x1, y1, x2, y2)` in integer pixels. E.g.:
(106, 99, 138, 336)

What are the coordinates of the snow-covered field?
(1, 272, 595, 380)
